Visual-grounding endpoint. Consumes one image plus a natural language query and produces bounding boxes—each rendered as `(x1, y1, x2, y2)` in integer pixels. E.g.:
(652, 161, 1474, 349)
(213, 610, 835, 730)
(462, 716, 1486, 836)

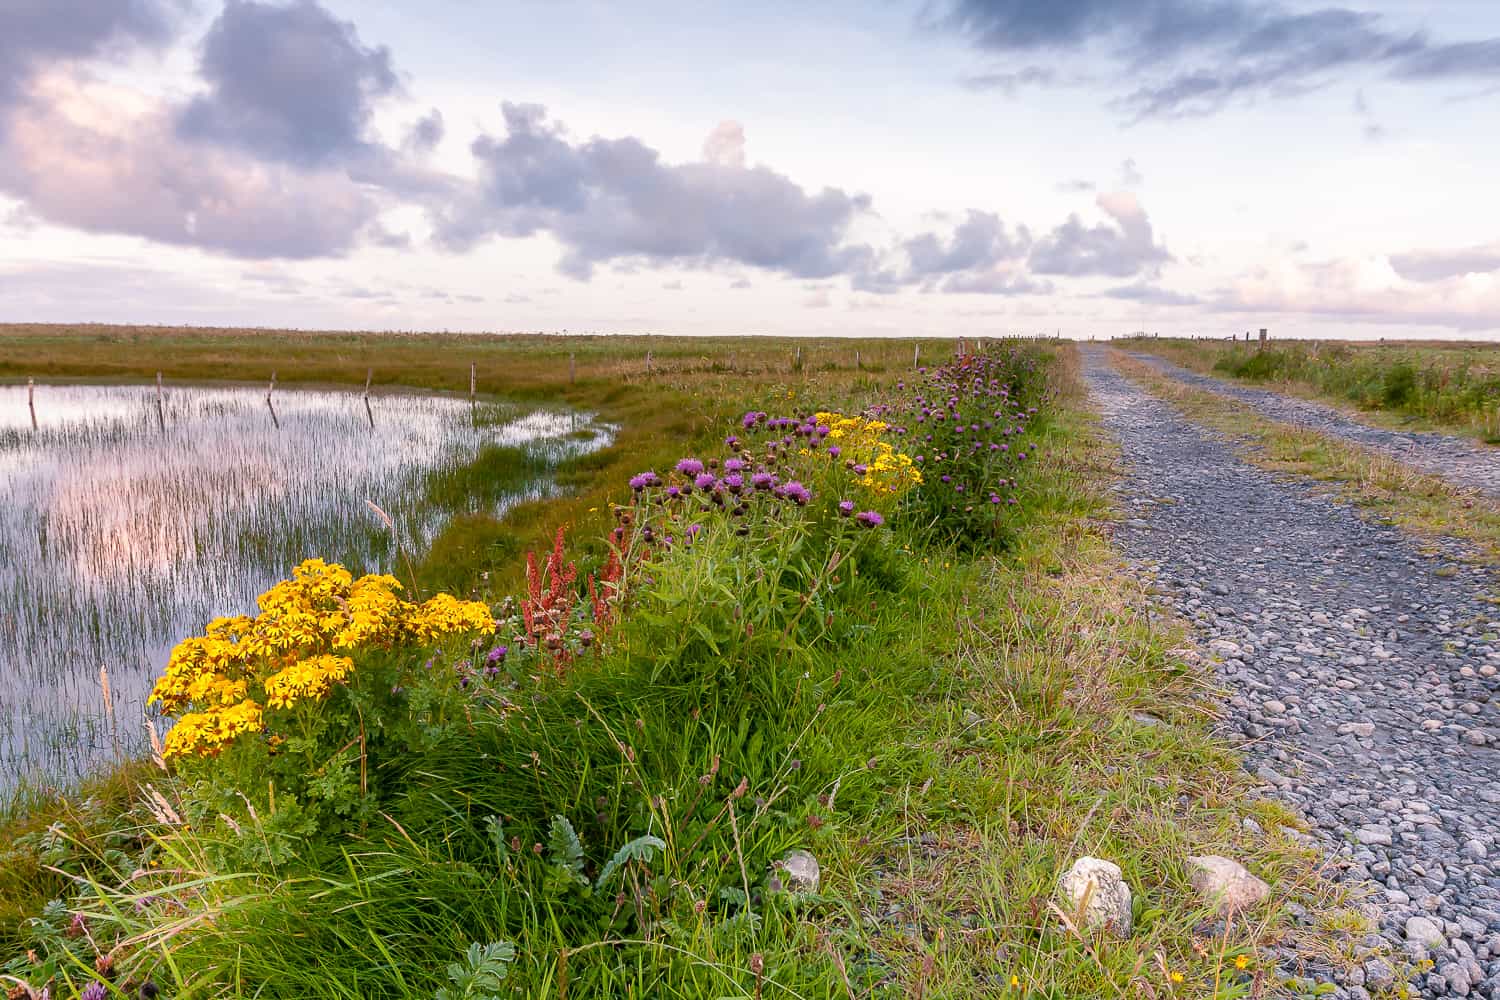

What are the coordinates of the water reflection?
(0, 382, 612, 787)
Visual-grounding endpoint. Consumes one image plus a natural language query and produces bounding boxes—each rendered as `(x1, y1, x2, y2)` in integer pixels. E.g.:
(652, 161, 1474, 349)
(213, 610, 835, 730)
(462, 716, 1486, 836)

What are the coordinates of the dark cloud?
(434, 104, 877, 281)
(939, 0, 1500, 117)
(0, 0, 182, 106)
(177, 0, 398, 166)
(404, 109, 445, 154)
(1389, 245, 1500, 282)
(1101, 281, 1199, 305)
(1028, 191, 1171, 277)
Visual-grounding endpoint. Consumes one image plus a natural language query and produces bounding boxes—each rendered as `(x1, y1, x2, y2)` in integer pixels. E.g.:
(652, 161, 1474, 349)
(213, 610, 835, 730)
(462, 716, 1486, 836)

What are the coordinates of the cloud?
(433, 104, 877, 281)
(702, 120, 746, 167)
(0, 0, 183, 108)
(1117, 158, 1143, 187)
(1101, 282, 1199, 306)
(959, 66, 1056, 95)
(176, 0, 399, 167)
(1389, 244, 1500, 282)
(1055, 178, 1094, 193)
(937, 0, 1500, 118)
(1028, 191, 1171, 277)
(0, 71, 383, 258)
(404, 109, 445, 154)
(1213, 254, 1500, 331)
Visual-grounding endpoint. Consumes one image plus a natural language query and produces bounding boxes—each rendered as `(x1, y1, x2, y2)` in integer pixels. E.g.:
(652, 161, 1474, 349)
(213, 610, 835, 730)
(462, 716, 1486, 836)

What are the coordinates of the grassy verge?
(1, 341, 1387, 998)
(1117, 337, 1500, 444)
(1113, 351, 1500, 567)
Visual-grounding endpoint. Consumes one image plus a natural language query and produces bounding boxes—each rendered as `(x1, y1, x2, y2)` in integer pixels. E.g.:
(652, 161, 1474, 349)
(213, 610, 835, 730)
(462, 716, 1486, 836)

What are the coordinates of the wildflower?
(827, 444, 841, 458)
(854, 510, 884, 528)
(751, 472, 776, 491)
(694, 472, 717, 492)
(675, 458, 705, 476)
(779, 480, 812, 505)
(837, 500, 854, 517)
(1234, 955, 1249, 970)
(628, 471, 660, 491)
(81, 985, 107, 1000)
(724, 457, 748, 473)
(486, 645, 508, 664)
(1170, 971, 1184, 984)
(1009, 975, 1020, 989)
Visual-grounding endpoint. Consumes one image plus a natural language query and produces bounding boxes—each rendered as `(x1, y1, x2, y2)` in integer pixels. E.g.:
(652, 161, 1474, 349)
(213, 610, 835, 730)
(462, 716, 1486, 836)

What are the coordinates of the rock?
(1186, 855, 1271, 916)
(1355, 825, 1393, 846)
(1338, 721, 1377, 738)
(1209, 639, 1243, 658)
(1363, 958, 1396, 989)
(1263, 699, 1287, 715)
(1057, 856, 1133, 937)
(1406, 914, 1446, 950)
(1440, 960, 1472, 996)
(772, 850, 820, 893)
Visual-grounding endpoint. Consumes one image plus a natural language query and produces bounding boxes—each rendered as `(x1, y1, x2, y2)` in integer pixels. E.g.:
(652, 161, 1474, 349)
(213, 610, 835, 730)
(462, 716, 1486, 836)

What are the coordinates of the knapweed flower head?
(629, 471, 661, 491)
(81, 983, 108, 1000)
(854, 510, 885, 528)
(675, 458, 705, 476)
(778, 480, 812, 505)
(837, 500, 855, 517)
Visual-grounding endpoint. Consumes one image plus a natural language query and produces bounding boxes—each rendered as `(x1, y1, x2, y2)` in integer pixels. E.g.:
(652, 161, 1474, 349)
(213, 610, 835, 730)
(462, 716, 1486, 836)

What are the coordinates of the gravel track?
(1084, 346, 1500, 999)
(1120, 350, 1500, 498)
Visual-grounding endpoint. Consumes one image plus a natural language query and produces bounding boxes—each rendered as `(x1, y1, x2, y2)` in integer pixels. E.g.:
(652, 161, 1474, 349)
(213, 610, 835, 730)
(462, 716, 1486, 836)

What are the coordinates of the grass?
(0, 334, 1399, 998)
(1117, 337, 1500, 443)
(1113, 351, 1500, 567)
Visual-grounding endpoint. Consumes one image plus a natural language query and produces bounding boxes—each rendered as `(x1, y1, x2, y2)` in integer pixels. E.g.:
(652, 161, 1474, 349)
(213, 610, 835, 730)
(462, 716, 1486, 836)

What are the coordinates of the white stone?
(1187, 855, 1271, 916)
(1406, 915, 1446, 950)
(1057, 856, 1133, 937)
(772, 849, 820, 893)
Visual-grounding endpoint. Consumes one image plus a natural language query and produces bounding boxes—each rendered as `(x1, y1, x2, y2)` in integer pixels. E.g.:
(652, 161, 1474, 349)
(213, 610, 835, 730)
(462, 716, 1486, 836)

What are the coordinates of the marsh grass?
(1114, 352, 1500, 566)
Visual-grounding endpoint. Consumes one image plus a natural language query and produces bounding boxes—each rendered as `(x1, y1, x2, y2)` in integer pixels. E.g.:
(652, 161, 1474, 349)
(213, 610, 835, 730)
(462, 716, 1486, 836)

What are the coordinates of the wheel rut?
(1084, 345, 1500, 999)
(1119, 349, 1500, 498)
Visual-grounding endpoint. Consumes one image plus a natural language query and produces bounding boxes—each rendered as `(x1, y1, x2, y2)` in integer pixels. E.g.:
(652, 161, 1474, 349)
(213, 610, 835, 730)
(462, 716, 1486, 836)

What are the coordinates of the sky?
(1, 0, 1499, 340)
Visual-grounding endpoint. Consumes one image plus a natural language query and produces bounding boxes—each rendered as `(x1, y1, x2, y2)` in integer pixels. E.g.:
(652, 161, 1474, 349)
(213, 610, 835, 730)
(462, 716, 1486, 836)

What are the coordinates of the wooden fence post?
(27, 377, 37, 431)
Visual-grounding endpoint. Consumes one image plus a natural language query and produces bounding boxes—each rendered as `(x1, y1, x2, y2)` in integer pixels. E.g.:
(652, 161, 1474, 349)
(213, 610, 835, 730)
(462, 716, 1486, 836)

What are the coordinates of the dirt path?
(1084, 346, 1500, 1000)
(1119, 350, 1500, 498)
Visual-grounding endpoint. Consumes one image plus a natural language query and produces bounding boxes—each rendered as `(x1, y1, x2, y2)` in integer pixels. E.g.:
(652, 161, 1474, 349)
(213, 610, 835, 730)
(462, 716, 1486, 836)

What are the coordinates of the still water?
(0, 382, 612, 788)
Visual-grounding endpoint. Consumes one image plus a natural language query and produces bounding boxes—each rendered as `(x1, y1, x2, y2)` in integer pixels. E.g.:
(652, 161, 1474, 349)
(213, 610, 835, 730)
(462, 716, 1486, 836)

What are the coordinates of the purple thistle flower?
(629, 471, 660, 491)
(724, 457, 748, 473)
(725, 434, 741, 448)
(852, 463, 869, 475)
(751, 471, 777, 491)
(694, 472, 717, 491)
(854, 510, 885, 528)
(779, 480, 812, 505)
(838, 500, 855, 517)
(676, 458, 705, 476)
(827, 445, 842, 458)
(723, 473, 745, 494)
(81, 985, 108, 1000)
(667, 485, 682, 498)
(486, 645, 508, 664)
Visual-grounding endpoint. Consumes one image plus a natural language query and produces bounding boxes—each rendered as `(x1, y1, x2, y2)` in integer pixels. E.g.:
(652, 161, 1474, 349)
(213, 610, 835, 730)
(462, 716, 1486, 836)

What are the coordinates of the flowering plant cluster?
(150, 558, 496, 759)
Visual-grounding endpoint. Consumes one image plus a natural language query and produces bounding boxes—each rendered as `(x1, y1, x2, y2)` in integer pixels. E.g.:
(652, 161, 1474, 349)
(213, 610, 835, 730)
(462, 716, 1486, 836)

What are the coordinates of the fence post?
(569, 353, 576, 383)
(27, 377, 37, 431)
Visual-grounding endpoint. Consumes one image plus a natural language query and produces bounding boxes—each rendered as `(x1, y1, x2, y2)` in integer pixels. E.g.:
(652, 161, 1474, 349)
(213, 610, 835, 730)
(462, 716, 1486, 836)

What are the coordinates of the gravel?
(1121, 350, 1500, 498)
(1084, 346, 1500, 999)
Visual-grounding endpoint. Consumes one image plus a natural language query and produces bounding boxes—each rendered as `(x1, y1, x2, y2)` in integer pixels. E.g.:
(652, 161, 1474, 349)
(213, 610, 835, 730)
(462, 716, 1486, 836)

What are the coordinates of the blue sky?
(2, 0, 1498, 338)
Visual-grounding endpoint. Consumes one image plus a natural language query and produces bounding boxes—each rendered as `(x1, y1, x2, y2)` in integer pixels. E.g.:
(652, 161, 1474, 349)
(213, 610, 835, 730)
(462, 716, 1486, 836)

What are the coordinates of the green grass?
(1119, 337, 1500, 443)
(0, 337, 1396, 999)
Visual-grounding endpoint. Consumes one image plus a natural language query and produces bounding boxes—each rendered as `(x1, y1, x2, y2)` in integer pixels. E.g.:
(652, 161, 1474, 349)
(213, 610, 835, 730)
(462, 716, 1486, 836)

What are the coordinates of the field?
(0, 327, 1376, 999)
(1115, 337, 1500, 442)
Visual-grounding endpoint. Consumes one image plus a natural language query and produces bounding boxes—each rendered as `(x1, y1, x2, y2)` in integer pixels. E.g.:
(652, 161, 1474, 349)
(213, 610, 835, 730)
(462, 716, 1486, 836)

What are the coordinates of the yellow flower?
(264, 654, 355, 709)
(1170, 971, 1184, 984)
(1234, 955, 1249, 970)
(1009, 974, 1020, 989)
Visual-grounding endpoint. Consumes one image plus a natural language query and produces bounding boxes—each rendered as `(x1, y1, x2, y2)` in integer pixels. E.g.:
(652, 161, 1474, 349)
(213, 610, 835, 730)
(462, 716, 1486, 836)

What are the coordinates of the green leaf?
(594, 834, 667, 890)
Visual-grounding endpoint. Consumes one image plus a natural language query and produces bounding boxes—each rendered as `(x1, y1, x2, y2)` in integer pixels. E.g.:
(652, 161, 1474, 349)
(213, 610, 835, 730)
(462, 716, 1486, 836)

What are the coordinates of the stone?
(1363, 958, 1396, 989)
(1406, 914, 1447, 950)
(772, 849, 820, 893)
(1057, 856, 1133, 937)
(1355, 825, 1393, 846)
(1186, 855, 1271, 916)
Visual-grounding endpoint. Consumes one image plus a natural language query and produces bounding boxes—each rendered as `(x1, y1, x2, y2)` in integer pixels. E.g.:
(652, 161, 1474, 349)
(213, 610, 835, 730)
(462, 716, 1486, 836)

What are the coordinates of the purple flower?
(724, 457, 748, 473)
(723, 473, 745, 494)
(827, 445, 842, 458)
(81, 985, 107, 1000)
(742, 411, 764, 429)
(666, 485, 682, 499)
(751, 472, 777, 491)
(725, 434, 741, 448)
(852, 463, 869, 475)
(838, 500, 855, 517)
(694, 472, 718, 491)
(676, 458, 705, 476)
(779, 480, 812, 505)
(854, 510, 884, 528)
(629, 471, 661, 491)
(486, 645, 508, 664)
